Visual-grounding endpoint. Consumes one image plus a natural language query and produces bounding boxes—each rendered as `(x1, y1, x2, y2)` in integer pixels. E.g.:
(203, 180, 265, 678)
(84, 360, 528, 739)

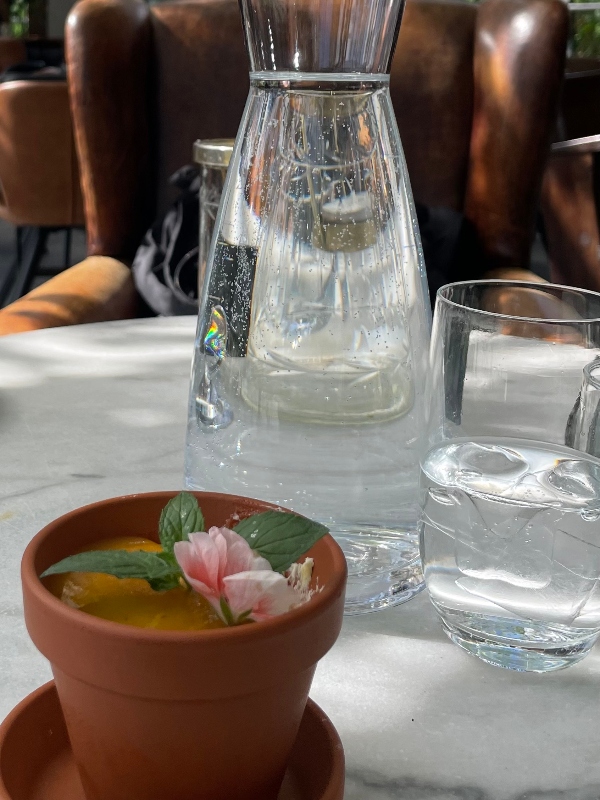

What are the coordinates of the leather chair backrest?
(392, 0, 475, 211)
(150, 0, 475, 215)
(0, 80, 84, 227)
(151, 1, 249, 214)
(67, 0, 567, 268)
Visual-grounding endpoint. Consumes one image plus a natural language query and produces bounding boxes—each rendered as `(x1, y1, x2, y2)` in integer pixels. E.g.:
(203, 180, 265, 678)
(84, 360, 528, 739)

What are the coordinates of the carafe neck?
(239, 0, 405, 75)
(249, 71, 390, 90)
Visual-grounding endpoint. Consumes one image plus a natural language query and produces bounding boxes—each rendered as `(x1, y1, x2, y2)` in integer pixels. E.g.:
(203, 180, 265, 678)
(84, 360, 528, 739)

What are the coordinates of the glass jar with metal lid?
(193, 139, 234, 298)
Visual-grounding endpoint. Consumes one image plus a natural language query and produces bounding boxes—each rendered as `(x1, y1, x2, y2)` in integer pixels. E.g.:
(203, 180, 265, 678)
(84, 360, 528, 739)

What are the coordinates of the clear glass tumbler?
(566, 356, 600, 458)
(184, 0, 432, 613)
(421, 280, 600, 671)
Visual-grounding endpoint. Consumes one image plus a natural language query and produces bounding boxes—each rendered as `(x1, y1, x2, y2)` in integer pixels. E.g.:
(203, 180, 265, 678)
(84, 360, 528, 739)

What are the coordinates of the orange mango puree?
(44, 536, 224, 631)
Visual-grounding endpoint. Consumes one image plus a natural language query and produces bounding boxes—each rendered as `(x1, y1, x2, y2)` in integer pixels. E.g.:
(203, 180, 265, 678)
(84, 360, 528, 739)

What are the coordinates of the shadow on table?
(327, 600, 600, 800)
(342, 592, 444, 643)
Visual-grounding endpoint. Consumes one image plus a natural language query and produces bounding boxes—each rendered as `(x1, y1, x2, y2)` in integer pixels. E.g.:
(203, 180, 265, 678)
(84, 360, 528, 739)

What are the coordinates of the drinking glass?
(566, 356, 600, 458)
(421, 280, 600, 671)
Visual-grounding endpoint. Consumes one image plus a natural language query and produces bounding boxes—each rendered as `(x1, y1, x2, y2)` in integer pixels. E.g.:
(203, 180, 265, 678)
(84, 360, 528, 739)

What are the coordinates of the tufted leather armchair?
(0, 0, 568, 334)
(0, 39, 85, 305)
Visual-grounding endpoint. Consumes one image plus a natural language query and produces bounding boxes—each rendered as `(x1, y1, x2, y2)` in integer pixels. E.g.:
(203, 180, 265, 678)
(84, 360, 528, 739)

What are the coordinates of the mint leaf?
(156, 551, 178, 568)
(151, 552, 182, 591)
(147, 573, 182, 592)
(40, 550, 181, 592)
(159, 492, 204, 554)
(233, 511, 328, 573)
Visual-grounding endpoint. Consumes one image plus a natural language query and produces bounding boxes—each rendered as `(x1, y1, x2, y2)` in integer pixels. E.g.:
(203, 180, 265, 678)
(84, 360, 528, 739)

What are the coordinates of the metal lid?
(321, 192, 372, 223)
(193, 139, 235, 168)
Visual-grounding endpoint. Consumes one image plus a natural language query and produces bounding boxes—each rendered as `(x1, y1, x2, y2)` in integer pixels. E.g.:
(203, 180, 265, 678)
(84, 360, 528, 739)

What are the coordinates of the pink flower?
(223, 571, 300, 622)
(173, 527, 299, 624)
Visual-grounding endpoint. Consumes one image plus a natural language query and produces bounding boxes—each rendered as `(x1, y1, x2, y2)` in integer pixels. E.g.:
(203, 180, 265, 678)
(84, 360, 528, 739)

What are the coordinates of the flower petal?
(207, 527, 230, 586)
(174, 534, 221, 594)
(183, 576, 222, 614)
(209, 526, 271, 576)
(223, 570, 300, 622)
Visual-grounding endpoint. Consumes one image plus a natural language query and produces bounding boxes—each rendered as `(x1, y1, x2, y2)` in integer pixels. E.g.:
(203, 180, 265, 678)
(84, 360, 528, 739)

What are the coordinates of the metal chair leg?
(0, 227, 49, 308)
(63, 227, 72, 271)
(16, 226, 22, 267)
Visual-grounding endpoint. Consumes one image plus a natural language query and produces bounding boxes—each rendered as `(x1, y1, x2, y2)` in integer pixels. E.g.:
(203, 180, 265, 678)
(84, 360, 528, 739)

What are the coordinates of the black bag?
(415, 204, 485, 299)
(132, 165, 485, 315)
(132, 165, 201, 316)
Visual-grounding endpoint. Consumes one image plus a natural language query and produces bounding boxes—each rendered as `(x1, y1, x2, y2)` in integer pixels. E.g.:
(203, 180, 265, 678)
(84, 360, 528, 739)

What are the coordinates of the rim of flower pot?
(22, 491, 348, 643)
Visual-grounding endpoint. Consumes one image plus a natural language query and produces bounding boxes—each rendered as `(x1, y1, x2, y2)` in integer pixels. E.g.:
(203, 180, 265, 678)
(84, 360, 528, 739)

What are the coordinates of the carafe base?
(334, 526, 425, 614)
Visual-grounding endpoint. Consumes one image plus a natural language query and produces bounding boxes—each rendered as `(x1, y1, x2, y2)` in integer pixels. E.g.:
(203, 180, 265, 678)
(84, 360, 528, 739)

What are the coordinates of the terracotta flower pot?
(21, 492, 347, 800)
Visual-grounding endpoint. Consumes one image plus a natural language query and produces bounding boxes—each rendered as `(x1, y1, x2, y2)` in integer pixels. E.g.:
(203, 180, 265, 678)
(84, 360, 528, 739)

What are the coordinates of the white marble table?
(2, 316, 600, 800)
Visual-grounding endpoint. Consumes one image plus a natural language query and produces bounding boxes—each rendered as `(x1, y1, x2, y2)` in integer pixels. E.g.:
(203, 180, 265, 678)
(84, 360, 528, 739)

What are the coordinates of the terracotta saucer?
(0, 682, 344, 800)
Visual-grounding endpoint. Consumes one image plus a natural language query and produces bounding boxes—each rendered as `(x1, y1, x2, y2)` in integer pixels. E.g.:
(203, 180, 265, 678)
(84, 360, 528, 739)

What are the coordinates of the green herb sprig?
(41, 492, 328, 589)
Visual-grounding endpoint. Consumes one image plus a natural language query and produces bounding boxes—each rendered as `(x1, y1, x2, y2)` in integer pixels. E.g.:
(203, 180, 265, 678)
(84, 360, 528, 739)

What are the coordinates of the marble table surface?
(1, 316, 600, 800)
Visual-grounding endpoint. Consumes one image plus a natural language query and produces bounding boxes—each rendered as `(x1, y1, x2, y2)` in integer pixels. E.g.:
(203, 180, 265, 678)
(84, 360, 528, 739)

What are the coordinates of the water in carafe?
(185, 0, 431, 613)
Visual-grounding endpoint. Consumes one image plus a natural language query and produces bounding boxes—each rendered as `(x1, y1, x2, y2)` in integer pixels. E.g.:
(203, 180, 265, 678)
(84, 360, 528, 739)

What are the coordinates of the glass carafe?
(185, 0, 431, 613)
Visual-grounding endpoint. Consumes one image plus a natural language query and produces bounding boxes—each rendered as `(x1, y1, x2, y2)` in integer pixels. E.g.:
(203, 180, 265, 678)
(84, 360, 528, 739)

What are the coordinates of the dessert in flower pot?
(20, 491, 347, 800)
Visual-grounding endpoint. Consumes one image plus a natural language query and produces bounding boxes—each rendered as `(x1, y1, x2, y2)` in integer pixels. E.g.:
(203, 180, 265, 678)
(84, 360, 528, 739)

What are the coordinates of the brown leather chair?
(0, 0, 568, 335)
(0, 38, 27, 73)
(0, 82, 82, 229)
(540, 59, 600, 293)
(0, 49, 85, 305)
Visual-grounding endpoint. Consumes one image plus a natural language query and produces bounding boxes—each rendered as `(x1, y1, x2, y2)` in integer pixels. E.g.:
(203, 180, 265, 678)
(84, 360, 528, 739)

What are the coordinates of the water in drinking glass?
(420, 438, 600, 671)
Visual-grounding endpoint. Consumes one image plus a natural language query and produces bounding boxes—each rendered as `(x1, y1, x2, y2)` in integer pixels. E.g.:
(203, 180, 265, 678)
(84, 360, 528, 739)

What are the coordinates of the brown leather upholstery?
(66, 0, 250, 258)
(152, 2, 249, 215)
(539, 61, 600, 293)
(67, 0, 567, 267)
(464, 0, 567, 271)
(542, 152, 600, 292)
(0, 39, 26, 73)
(0, 0, 568, 334)
(0, 38, 84, 229)
(391, 1, 476, 212)
(0, 81, 84, 226)
(0, 256, 137, 335)
(66, 0, 152, 257)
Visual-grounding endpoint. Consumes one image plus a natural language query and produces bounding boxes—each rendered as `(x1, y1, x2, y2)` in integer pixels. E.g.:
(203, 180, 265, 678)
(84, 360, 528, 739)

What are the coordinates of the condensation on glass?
(185, 0, 431, 613)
